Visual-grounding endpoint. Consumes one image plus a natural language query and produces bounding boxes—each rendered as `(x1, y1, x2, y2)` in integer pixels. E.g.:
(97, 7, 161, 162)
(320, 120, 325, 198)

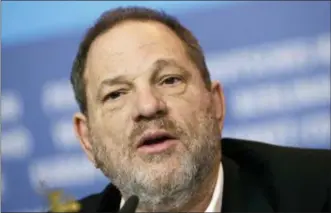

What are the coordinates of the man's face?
(74, 20, 225, 211)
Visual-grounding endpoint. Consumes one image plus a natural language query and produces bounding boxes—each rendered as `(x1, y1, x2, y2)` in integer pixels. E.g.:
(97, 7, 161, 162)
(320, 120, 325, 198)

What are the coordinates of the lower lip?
(138, 139, 178, 154)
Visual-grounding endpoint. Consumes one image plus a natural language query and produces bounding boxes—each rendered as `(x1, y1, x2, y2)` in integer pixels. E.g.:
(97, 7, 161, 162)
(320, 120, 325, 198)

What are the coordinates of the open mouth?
(140, 135, 174, 146)
(137, 132, 178, 153)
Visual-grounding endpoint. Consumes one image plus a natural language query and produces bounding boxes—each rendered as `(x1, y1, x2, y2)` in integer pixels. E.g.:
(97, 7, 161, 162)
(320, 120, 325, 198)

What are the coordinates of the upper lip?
(136, 130, 176, 148)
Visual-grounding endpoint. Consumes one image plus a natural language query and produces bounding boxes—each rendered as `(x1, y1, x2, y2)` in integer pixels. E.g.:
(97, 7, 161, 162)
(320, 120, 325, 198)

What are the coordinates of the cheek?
(93, 112, 130, 145)
(166, 89, 210, 124)
(98, 102, 132, 127)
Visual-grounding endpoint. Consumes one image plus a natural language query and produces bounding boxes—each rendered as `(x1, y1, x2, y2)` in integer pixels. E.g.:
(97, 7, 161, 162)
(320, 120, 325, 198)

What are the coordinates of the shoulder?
(221, 137, 331, 175)
(77, 183, 122, 212)
(222, 138, 331, 210)
(77, 193, 102, 212)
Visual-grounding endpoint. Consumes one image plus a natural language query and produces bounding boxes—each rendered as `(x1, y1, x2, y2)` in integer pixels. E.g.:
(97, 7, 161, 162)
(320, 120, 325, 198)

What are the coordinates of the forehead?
(84, 20, 191, 84)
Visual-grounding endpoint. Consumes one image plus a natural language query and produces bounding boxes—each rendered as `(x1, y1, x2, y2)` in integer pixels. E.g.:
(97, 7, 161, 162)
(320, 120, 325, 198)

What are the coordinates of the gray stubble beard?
(91, 107, 220, 212)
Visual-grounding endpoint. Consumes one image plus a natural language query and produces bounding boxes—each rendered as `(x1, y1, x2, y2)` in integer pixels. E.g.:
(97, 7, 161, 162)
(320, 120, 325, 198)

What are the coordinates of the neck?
(173, 156, 221, 212)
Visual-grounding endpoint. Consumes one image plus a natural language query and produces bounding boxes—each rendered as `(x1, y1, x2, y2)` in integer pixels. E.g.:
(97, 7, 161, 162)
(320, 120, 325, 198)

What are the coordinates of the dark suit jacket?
(77, 138, 331, 212)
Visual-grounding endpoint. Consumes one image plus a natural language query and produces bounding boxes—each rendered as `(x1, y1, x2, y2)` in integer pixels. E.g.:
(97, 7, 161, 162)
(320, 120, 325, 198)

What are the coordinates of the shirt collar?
(205, 162, 224, 212)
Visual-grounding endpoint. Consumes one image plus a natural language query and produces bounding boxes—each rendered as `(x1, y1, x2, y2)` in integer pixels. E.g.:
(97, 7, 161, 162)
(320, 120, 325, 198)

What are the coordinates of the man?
(69, 6, 330, 212)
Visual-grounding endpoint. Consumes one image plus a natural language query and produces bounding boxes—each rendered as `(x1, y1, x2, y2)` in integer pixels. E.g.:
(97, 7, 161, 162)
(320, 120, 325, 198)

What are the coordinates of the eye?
(161, 76, 182, 85)
(104, 90, 124, 101)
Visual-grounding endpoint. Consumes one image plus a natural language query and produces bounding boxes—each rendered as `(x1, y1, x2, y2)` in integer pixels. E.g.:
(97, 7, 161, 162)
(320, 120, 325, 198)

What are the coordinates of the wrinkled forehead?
(84, 20, 191, 88)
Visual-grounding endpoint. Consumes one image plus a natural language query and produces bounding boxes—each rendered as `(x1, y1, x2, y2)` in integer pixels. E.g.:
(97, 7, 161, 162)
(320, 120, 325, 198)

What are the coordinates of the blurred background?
(1, 1, 330, 211)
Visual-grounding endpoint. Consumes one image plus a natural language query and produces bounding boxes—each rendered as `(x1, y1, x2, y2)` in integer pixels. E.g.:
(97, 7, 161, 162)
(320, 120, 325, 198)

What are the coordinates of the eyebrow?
(96, 59, 186, 100)
(150, 59, 187, 80)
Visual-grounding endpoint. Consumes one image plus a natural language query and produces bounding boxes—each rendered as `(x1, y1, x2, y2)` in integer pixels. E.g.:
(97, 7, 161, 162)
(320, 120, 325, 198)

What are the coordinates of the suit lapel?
(221, 156, 274, 212)
(97, 184, 121, 212)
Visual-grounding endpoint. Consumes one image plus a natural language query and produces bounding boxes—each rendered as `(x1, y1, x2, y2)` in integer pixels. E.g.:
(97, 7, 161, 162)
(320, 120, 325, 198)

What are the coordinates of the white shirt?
(120, 163, 224, 212)
(205, 162, 224, 212)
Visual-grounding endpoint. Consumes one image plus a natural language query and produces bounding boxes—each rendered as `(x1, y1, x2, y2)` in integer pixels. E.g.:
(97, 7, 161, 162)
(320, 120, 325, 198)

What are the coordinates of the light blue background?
(2, 1, 330, 211)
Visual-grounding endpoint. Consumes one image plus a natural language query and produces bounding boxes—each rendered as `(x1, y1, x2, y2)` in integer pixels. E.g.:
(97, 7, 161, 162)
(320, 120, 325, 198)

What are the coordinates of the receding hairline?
(83, 19, 195, 87)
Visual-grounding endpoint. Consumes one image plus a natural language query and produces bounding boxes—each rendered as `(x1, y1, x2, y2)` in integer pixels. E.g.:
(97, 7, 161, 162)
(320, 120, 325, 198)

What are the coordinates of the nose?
(131, 86, 167, 121)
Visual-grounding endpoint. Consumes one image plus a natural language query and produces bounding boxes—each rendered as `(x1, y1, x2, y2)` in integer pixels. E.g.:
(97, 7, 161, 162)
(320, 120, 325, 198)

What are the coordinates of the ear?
(210, 81, 226, 131)
(73, 112, 98, 167)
